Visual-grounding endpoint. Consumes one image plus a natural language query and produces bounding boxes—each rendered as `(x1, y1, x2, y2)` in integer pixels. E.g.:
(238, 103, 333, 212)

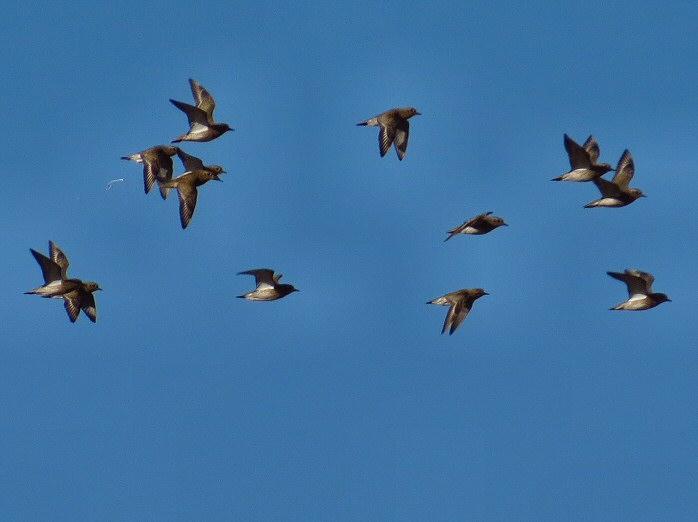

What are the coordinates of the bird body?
(158, 149, 225, 229)
(607, 269, 670, 311)
(170, 79, 233, 142)
(445, 211, 507, 241)
(553, 134, 613, 182)
(25, 241, 101, 323)
(585, 149, 645, 208)
(121, 145, 179, 199)
(237, 269, 298, 301)
(427, 288, 488, 335)
(357, 107, 420, 160)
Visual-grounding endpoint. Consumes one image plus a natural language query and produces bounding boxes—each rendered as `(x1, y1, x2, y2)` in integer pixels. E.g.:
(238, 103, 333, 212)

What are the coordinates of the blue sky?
(2, 2, 697, 520)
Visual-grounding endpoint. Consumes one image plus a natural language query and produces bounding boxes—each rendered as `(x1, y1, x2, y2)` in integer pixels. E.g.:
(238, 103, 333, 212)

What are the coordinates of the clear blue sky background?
(2, 2, 697, 520)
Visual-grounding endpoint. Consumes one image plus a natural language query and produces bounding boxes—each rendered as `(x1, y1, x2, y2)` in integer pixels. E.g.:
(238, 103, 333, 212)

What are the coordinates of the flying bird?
(237, 269, 299, 301)
(159, 149, 225, 229)
(552, 134, 613, 182)
(607, 269, 670, 310)
(444, 211, 507, 241)
(585, 149, 646, 208)
(357, 107, 421, 160)
(121, 145, 179, 199)
(25, 241, 101, 323)
(427, 288, 488, 335)
(170, 78, 233, 142)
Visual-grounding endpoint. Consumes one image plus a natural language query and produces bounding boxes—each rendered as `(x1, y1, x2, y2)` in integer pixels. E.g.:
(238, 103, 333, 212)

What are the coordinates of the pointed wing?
(143, 159, 158, 194)
(154, 148, 175, 181)
(189, 79, 216, 123)
(464, 211, 493, 228)
(444, 296, 474, 335)
(611, 149, 634, 189)
(63, 295, 81, 322)
(379, 126, 395, 157)
(176, 183, 199, 229)
(564, 134, 591, 169)
(238, 269, 277, 288)
(143, 150, 175, 199)
(176, 148, 205, 172)
(427, 292, 467, 333)
(30, 248, 63, 284)
(591, 177, 621, 198)
(445, 212, 493, 239)
(79, 288, 97, 322)
(49, 241, 69, 279)
(170, 99, 210, 127)
(582, 135, 600, 163)
(607, 270, 650, 299)
(393, 119, 410, 160)
(624, 269, 655, 294)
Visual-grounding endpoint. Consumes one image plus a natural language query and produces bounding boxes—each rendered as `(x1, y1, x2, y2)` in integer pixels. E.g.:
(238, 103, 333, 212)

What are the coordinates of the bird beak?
(415, 111, 422, 116)
(502, 223, 509, 226)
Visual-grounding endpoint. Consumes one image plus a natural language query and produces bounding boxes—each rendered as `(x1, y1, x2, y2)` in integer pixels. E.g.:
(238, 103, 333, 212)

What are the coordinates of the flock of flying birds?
(25, 79, 670, 332)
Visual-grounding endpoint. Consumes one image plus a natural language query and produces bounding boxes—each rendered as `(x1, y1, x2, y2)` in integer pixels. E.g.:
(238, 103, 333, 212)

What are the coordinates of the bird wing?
(149, 149, 175, 199)
(154, 148, 175, 181)
(49, 241, 69, 279)
(79, 288, 97, 322)
(176, 182, 199, 229)
(582, 135, 600, 164)
(238, 269, 277, 289)
(591, 177, 621, 198)
(189, 79, 216, 123)
(30, 248, 63, 284)
(143, 158, 159, 194)
(379, 126, 395, 157)
(445, 211, 493, 239)
(625, 269, 655, 294)
(465, 211, 493, 228)
(393, 119, 410, 160)
(444, 296, 474, 335)
(611, 150, 634, 189)
(170, 99, 210, 128)
(176, 148, 205, 172)
(63, 294, 81, 322)
(608, 270, 649, 299)
(564, 134, 591, 169)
